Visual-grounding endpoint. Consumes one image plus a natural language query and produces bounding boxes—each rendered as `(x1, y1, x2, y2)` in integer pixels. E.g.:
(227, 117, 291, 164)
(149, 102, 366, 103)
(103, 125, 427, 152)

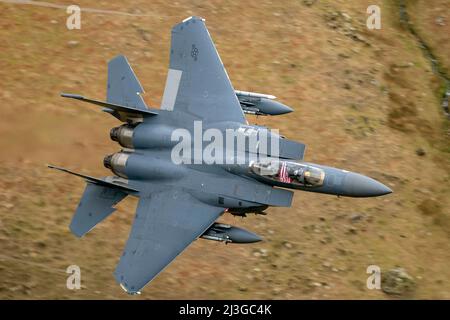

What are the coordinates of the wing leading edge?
(114, 189, 224, 294)
(160, 16, 246, 124)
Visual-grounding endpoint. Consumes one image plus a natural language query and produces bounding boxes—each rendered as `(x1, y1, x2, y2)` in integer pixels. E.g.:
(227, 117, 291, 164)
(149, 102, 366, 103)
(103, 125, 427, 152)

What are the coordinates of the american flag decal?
(279, 162, 292, 184)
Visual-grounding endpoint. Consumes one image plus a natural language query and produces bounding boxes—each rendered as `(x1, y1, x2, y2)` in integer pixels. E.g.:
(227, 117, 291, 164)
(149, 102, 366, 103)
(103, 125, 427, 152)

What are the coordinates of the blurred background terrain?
(0, 0, 449, 299)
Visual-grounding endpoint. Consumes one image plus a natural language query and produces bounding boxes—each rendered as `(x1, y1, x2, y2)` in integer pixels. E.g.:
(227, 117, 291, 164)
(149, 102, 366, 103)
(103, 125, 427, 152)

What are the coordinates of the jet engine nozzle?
(103, 154, 113, 169)
(103, 152, 130, 178)
(110, 125, 135, 148)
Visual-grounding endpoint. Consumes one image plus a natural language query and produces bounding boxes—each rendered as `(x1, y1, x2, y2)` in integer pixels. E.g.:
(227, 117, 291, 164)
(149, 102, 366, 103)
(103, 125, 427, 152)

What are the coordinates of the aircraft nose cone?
(344, 172, 392, 197)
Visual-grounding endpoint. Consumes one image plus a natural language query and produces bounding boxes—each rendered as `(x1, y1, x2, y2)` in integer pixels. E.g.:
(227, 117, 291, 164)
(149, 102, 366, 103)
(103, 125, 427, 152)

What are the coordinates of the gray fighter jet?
(50, 16, 391, 294)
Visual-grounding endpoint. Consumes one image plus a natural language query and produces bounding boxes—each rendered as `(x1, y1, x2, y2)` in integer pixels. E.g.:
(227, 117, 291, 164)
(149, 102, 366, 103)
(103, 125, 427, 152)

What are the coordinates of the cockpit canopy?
(249, 160, 325, 187)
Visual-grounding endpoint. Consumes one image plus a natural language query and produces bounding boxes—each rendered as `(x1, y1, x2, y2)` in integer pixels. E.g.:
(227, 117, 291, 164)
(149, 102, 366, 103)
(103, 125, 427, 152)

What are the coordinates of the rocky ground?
(0, 0, 449, 299)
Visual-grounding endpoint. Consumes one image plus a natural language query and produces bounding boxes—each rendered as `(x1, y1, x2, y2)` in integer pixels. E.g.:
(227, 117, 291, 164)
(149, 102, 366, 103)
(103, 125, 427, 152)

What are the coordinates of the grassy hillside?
(0, 0, 448, 299)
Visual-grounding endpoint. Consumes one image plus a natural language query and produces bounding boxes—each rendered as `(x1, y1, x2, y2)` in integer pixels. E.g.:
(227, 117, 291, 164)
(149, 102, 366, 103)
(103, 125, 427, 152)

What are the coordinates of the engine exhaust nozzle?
(110, 125, 134, 148)
(103, 154, 113, 169)
(103, 152, 130, 178)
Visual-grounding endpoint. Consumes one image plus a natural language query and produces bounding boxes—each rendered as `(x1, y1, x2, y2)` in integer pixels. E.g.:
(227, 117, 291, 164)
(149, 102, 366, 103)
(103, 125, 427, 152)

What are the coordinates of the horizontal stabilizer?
(47, 165, 139, 193)
(60, 93, 157, 121)
(70, 183, 127, 237)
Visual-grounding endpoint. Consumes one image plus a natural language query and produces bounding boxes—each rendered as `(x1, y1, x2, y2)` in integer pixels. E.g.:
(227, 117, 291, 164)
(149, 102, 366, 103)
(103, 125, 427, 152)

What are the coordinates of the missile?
(235, 90, 276, 100)
(235, 90, 293, 116)
(201, 223, 262, 244)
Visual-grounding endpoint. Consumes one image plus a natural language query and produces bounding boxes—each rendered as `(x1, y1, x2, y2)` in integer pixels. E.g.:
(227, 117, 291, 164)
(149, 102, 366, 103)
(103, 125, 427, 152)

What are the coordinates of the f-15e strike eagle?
(49, 16, 391, 294)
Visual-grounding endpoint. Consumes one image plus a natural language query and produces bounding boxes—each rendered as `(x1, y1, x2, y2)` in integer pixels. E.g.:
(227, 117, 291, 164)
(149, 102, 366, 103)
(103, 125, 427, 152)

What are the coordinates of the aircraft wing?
(114, 188, 224, 294)
(160, 16, 246, 124)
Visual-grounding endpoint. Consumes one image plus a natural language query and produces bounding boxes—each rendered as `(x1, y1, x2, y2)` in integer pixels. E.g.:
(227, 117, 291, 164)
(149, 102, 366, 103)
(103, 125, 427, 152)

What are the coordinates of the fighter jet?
(49, 16, 392, 294)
